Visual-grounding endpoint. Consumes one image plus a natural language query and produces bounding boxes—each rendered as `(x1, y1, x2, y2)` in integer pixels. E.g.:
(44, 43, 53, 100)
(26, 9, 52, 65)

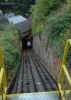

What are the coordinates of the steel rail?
(27, 51, 38, 92)
(32, 52, 57, 90)
(33, 51, 58, 86)
(29, 51, 49, 91)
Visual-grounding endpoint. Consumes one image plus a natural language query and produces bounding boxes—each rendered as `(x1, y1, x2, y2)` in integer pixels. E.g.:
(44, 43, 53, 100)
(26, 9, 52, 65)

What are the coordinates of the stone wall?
(33, 35, 61, 79)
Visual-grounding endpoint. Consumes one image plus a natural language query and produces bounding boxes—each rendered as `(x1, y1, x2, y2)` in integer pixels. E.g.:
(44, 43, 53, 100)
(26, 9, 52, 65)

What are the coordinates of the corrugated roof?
(8, 15, 27, 24)
(0, 3, 17, 5)
(14, 19, 31, 33)
(0, 15, 9, 24)
(7, 15, 31, 33)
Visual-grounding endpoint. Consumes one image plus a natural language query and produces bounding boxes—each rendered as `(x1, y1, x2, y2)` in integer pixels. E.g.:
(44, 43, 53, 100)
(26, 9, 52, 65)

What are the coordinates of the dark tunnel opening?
(22, 34, 33, 50)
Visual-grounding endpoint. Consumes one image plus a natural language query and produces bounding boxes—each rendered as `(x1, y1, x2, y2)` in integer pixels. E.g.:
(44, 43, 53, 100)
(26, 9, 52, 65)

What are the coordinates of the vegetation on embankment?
(0, 24, 20, 83)
(31, 0, 71, 65)
(4, 0, 35, 16)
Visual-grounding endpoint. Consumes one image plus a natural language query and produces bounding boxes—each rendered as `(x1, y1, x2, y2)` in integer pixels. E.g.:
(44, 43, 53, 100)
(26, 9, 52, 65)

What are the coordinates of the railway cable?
(33, 51, 58, 86)
(27, 51, 38, 92)
(8, 50, 58, 93)
(22, 51, 30, 93)
(29, 51, 49, 91)
(31, 52, 57, 90)
(20, 54, 24, 93)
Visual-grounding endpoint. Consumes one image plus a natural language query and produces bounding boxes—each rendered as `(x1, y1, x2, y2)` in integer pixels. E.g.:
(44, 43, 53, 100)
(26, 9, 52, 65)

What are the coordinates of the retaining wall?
(33, 35, 61, 79)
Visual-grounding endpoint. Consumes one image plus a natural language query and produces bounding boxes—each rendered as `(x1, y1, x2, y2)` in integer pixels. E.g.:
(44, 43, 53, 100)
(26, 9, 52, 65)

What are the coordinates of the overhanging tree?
(4, 0, 35, 16)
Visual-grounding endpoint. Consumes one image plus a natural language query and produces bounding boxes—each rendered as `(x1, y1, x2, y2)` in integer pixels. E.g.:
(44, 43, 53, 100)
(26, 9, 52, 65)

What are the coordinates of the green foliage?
(0, 24, 20, 82)
(45, 12, 71, 64)
(8, 0, 35, 16)
(66, 0, 71, 10)
(64, 28, 71, 64)
(31, 0, 66, 34)
(31, 0, 71, 65)
(46, 13, 71, 39)
(67, 47, 71, 65)
(2, 0, 35, 15)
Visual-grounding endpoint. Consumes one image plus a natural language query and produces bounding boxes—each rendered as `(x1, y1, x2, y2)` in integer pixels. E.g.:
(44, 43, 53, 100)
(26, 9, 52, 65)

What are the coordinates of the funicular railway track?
(10, 50, 58, 94)
(28, 51, 58, 91)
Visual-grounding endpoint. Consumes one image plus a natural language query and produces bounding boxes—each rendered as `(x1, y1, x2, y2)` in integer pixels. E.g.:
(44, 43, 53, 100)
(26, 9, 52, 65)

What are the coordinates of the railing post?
(58, 39, 71, 100)
(62, 39, 71, 65)
(0, 47, 7, 100)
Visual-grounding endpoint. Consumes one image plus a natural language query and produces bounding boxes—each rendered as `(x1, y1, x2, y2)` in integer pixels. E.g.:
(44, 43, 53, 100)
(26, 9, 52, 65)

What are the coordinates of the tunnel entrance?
(22, 33, 33, 50)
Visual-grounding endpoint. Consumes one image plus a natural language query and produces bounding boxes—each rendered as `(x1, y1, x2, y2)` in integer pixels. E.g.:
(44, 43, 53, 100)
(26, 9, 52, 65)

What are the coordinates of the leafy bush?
(66, 0, 71, 10)
(31, 0, 66, 34)
(0, 24, 20, 82)
(45, 12, 71, 64)
(31, 0, 71, 66)
(46, 13, 71, 40)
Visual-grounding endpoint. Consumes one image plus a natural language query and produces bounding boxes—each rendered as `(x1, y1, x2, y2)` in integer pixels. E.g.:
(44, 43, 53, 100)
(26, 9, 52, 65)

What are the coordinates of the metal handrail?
(0, 47, 7, 100)
(58, 39, 71, 100)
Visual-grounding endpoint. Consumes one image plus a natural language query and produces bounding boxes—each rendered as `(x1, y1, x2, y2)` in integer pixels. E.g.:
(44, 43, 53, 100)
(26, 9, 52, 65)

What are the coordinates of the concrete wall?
(33, 35, 61, 79)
